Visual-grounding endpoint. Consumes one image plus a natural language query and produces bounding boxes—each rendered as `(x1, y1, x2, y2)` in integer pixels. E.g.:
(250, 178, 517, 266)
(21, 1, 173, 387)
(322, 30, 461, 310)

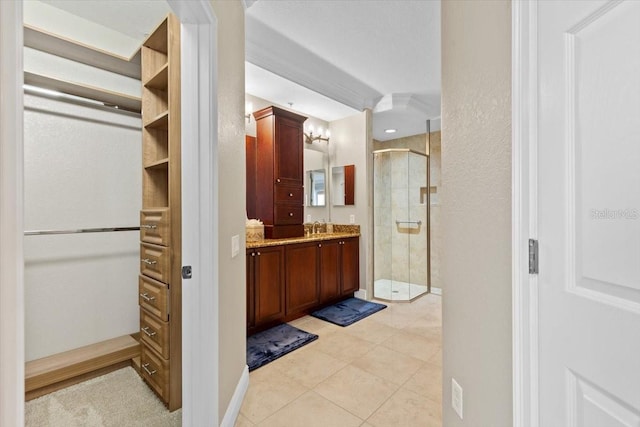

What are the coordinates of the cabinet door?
(254, 246, 286, 325)
(246, 250, 256, 329)
(341, 237, 360, 295)
(286, 242, 319, 314)
(319, 240, 340, 302)
(274, 116, 303, 185)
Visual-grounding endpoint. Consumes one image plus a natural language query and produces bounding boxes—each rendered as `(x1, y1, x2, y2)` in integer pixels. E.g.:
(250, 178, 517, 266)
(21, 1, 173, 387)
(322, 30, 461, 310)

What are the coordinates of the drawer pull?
(142, 363, 157, 376)
(141, 258, 157, 265)
(289, 212, 294, 217)
(141, 326, 157, 337)
(141, 224, 157, 229)
(139, 292, 156, 302)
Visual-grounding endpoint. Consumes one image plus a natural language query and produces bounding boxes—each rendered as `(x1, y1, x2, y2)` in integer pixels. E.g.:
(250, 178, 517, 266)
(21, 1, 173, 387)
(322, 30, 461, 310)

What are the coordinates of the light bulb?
(317, 127, 323, 136)
(308, 124, 315, 134)
(326, 130, 331, 138)
(245, 102, 252, 114)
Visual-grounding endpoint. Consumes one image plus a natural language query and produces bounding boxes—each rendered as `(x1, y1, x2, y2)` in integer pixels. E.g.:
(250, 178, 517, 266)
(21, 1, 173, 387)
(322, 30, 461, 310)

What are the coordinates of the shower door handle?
(395, 220, 422, 226)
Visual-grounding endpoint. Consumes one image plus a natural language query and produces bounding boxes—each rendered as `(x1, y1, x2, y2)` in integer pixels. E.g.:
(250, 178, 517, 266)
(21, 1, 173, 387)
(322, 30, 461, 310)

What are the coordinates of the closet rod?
(24, 226, 140, 236)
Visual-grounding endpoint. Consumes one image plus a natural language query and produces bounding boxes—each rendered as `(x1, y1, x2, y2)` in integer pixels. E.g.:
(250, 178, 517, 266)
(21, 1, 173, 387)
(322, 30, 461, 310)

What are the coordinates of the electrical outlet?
(349, 214, 355, 224)
(452, 378, 463, 419)
(231, 235, 239, 258)
(307, 214, 311, 222)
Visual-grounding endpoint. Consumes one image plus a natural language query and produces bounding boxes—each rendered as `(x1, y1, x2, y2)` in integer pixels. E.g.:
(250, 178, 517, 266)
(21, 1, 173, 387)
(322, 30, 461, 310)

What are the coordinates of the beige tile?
(367, 307, 416, 329)
(380, 330, 440, 362)
(312, 330, 377, 363)
(403, 321, 442, 341)
(289, 316, 342, 337)
(240, 367, 308, 424)
(403, 362, 442, 405)
(351, 345, 423, 386)
(344, 318, 398, 344)
(270, 345, 348, 388)
(234, 413, 254, 427)
(314, 365, 399, 419)
(257, 391, 362, 427)
(428, 348, 442, 368)
(367, 388, 441, 427)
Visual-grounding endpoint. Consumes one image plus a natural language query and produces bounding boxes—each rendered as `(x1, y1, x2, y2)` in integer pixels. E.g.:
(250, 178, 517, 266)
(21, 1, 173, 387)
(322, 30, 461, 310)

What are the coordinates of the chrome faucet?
(312, 221, 321, 234)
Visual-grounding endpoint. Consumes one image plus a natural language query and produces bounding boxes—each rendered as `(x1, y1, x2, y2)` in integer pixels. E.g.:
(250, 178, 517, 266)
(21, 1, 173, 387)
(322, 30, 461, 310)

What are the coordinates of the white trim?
(430, 287, 442, 296)
(0, 1, 25, 426)
(169, 0, 219, 424)
(220, 366, 249, 427)
(512, 1, 539, 427)
(354, 289, 368, 300)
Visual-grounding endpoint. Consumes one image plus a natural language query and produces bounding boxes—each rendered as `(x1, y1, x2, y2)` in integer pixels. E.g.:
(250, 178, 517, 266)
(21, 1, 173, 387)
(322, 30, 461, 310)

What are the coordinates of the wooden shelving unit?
(138, 13, 182, 411)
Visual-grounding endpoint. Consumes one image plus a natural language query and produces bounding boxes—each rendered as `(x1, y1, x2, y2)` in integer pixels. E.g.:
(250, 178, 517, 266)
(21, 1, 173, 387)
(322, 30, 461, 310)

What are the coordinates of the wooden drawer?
(140, 242, 170, 284)
(275, 185, 303, 204)
(138, 275, 169, 321)
(140, 308, 169, 359)
(140, 208, 170, 246)
(274, 204, 303, 225)
(140, 343, 169, 400)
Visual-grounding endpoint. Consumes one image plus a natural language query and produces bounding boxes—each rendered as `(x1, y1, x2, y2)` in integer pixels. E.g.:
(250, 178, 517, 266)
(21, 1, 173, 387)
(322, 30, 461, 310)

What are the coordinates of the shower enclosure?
(373, 149, 429, 301)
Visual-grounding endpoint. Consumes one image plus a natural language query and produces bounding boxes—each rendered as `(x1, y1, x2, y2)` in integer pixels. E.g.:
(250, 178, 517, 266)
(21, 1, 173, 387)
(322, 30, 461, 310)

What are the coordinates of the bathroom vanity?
(246, 228, 360, 335)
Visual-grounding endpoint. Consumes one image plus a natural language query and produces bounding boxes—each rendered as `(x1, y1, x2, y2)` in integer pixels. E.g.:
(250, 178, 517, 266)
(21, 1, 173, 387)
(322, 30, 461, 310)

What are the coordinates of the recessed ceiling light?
(384, 128, 397, 134)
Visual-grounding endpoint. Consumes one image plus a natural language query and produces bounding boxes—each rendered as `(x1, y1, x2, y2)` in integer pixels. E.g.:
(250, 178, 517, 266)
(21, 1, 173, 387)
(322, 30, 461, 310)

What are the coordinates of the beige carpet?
(26, 367, 181, 427)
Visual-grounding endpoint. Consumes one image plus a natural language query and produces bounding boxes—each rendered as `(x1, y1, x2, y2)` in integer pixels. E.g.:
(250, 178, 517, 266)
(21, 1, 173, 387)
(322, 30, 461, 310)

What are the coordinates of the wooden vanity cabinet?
(285, 241, 320, 315)
(319, 240, 341, 302)
(248, 106, 307, 239)
(340, 237, 360, 295)
(246, 245, 286, 334)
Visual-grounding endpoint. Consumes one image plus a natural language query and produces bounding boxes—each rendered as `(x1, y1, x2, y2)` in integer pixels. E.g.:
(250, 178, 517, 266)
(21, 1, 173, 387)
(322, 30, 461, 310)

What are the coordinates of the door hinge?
(528, 239, 538, 274)
(182, 265, 193, 279)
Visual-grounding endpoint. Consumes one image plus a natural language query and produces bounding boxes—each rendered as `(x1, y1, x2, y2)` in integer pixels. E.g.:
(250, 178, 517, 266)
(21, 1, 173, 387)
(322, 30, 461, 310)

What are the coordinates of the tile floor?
(236, 294, 442, 427)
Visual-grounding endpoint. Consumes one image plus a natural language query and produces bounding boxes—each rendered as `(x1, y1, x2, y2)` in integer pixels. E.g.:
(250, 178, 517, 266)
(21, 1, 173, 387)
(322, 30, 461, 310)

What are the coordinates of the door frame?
(512, 1, 539, 427)
(0, 1, 220, 424)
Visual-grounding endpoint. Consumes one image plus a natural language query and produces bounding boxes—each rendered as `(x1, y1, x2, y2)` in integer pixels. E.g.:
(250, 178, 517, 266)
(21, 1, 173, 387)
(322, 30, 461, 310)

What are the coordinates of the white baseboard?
(431, 287, 442, 296)
(354, 289, 368, 300)
(220, 365, 249, 427)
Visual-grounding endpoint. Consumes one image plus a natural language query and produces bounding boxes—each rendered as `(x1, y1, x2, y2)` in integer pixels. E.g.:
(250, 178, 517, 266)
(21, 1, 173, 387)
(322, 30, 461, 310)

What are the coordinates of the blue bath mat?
(247, 323, 318, 371)
(311, 298, 387, 327)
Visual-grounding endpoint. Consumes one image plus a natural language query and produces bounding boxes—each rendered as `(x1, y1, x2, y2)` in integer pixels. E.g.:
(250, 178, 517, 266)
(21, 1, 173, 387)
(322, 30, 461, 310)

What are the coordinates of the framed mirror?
(332, 164, 355, 206)
(307, 169, 326, 206)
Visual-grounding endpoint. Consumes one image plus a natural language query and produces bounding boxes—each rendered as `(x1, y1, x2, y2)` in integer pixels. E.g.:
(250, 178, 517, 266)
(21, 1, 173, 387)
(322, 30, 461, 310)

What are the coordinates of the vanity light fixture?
(245, 102, 253, 123)
(384, 128, 397, 134)
(304, 124, 330, 144)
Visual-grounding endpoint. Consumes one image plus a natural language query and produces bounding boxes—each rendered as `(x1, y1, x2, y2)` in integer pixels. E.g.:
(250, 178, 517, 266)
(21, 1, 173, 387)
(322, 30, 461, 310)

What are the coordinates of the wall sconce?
(245, 102, 253, 123)
(304, 124, 330, 144)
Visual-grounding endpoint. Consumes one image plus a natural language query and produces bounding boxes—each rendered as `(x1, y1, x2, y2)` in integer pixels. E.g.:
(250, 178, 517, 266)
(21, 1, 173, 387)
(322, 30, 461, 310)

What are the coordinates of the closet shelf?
(24, 71, 141, 113)
(143, 19, 168, 54)
(144, 158, 169, 170)
(144, 111, 169, 129)
(144, 63, 168, 90)
(24, 24, 141, 79)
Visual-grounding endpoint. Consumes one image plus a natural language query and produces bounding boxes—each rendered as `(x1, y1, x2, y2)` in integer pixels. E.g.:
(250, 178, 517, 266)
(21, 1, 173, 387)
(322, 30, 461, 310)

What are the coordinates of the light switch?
(349, 214, 355, 224)
(231, 235, 239, 258)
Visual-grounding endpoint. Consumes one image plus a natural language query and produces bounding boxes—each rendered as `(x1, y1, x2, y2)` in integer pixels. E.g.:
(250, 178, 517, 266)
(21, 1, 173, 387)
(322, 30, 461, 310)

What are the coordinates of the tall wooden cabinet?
(247, 106, 307, 238)
(137, 14, 182, 411)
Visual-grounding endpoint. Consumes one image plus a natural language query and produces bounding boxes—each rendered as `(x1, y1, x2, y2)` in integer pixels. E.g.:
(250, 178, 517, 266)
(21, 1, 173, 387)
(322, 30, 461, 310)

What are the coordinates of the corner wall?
(329, 110, 373, 296)
(211, 0, 247, 423)
(441, 1, 512, 426)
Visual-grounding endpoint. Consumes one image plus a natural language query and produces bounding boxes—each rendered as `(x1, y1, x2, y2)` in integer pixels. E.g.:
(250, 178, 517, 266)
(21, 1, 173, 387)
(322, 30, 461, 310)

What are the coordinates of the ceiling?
(245, 0, 441, 140)
(35, 0, 441, 141)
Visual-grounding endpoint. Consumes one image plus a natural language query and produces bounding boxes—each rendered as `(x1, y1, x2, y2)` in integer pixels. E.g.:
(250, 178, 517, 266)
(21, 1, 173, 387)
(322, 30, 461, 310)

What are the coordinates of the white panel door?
(538, 1, 640, 425)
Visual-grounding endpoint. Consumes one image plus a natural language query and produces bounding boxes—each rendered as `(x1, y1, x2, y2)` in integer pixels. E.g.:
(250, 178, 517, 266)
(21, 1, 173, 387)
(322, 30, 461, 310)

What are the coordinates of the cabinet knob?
(289, 212, 294, 217)
(289, 193, 293, 197)
(251, 252, 256, 257)
(257, 252, 261, 256)
(318, 243, 322, 247)
(276, 178, 281, 183)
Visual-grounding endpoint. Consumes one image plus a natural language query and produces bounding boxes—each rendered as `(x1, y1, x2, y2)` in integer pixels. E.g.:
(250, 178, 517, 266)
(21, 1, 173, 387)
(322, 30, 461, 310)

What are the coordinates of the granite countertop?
(246, 231, 360, 249)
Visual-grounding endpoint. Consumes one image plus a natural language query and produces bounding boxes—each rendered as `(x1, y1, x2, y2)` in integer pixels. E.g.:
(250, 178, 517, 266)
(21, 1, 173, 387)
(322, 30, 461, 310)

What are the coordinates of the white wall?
(211, 1, 247, 422)
(329, 110, 373, 294)
(441, 1, 512, 425)
(23, 93, 141, 361)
